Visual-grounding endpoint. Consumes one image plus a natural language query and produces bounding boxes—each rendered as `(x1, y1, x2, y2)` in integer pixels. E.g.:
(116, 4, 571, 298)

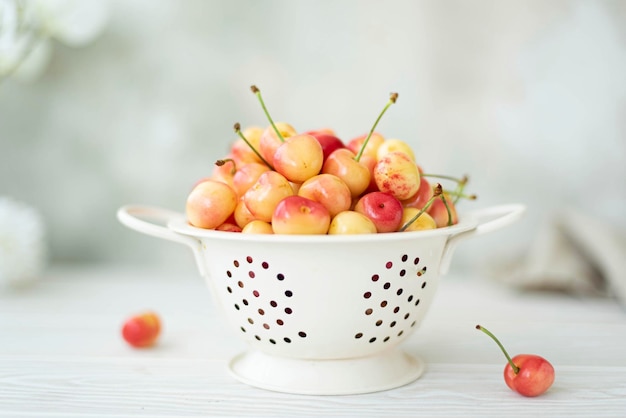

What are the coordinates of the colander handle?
(439, 203, 526, 275)
(117, 205, 207, 277)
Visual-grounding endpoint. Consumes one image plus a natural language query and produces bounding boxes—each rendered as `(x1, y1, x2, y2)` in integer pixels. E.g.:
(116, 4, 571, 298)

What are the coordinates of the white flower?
(0, 197, 47, 288)
(0, 0, 109, 81)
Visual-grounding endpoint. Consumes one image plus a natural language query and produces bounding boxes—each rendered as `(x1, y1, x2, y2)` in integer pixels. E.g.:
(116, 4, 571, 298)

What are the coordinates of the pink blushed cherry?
(186, 180, 238, 229)
(354, 191, 404, 233)
(476, 325, 555, 397)
(122, 311, 161, 348)
(271, 195, 331, 234)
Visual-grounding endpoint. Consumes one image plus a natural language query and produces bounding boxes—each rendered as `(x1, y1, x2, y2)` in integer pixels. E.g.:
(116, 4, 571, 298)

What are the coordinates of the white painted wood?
(1, 266, 625, 417)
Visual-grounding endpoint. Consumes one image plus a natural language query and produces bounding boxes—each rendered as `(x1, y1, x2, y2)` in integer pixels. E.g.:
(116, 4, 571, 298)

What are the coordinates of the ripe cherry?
(476, 325, 555, 397)
(122, 311, 161, 348)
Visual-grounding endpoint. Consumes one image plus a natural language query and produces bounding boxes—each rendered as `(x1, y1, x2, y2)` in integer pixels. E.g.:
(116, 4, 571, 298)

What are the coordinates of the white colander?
(117, 203, 525, 395)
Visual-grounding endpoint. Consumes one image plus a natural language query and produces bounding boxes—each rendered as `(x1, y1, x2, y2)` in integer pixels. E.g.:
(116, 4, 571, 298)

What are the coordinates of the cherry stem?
(440, 193, 453, 226)
(215, 158, 236, 175)
(476, 325, 520, 374)
(250, 85, 285, 143)
(399, 183, 442, 231)
(233, 123, 274, 169)
(355, 92, 398, 162)
(444, 190, 477, 200)
(421, 173, 468, 185)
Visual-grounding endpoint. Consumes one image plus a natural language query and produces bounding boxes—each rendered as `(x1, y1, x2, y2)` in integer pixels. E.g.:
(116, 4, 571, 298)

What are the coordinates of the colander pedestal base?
(228, 348, 425, 395)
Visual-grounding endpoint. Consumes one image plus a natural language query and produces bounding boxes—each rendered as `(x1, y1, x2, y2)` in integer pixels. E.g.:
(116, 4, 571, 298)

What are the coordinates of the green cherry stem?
(399, 183, 442, 231)
(421, 173, 468, 184)
(440, 193, 454, 226)
(250, 85, 285, 143)
(355, 92, 398, 162)
(476, 325, 520, 374)
(233, 123, 274, 169)
(444, 190, 477, 200)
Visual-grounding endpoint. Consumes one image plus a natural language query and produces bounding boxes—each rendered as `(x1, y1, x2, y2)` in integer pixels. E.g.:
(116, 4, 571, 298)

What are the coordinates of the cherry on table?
(476, 324, 555, 397)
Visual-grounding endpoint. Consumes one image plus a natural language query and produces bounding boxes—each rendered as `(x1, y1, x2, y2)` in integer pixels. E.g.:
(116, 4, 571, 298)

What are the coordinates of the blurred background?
(1, 0, 625, 286)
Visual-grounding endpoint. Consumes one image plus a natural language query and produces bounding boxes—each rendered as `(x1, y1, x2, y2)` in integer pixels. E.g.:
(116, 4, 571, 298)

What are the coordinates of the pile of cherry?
(186, 87, 477, 235)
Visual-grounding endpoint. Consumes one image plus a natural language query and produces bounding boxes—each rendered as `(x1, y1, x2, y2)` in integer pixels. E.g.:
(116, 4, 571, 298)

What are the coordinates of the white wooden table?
(1, 265, 625, 417)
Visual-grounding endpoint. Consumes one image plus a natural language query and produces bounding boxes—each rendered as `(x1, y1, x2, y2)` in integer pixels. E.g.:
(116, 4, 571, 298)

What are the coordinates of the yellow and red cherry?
(354, 191, 404, 233)
(402, 177, 434, 210)
(298, 173, 352, 218)
(399, 207, 437, 231)
(399, 183, 442, 231)
(259, 122, 297, 167)
(428, 192, 458, 227)
(347, 132, 385, 161)
(374, 151, 421, 201)
(241, 219, 274, 234)
(232, 162, 270, 197)
(271, 195, 331, 235)
(186, 180, 238, 229)
(230, 125, 264, 165)
(273, 134, 324, 183)
(233, 198, 257, 229)
(328, 210, 378, 235)
(376, 138, 416, 161)
(122, 311, 161, 348)
(476, 325, 555, 397)
(243, 170, 294, 223)
(322, 148, 371, 197)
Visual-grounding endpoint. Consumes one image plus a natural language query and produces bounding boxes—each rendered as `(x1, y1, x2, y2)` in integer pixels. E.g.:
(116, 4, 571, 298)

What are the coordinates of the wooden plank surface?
(1, 266, 625, 417)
